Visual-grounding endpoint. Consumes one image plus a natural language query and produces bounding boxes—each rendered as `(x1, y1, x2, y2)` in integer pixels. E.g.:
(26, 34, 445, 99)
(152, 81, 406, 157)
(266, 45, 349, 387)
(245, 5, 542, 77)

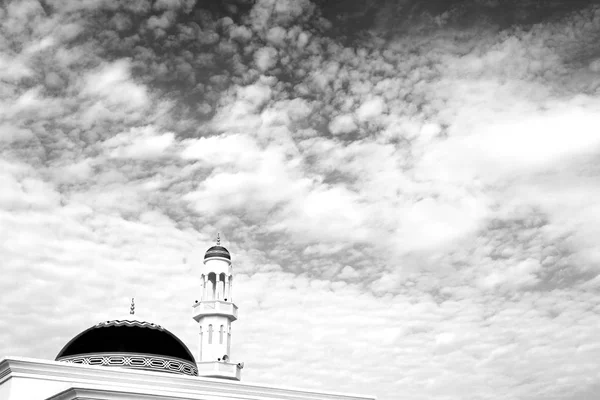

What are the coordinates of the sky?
(1, 0, 600, 399)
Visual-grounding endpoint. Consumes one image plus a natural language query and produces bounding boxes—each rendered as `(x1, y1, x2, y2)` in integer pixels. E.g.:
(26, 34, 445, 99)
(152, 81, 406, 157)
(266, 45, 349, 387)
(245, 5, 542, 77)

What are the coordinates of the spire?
(130, 298, 135, 315)
(216, 233, 220, 246)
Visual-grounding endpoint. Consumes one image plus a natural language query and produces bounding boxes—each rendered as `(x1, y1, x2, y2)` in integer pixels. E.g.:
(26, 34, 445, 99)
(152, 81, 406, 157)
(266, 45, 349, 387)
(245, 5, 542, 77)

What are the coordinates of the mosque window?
(208, 324, 213, 344)
(219, 325, 224, 344)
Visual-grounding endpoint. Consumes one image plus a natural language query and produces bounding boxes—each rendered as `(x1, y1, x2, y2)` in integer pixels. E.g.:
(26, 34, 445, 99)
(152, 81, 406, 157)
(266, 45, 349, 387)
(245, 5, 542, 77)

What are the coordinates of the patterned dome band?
(57, 352, 198, 376)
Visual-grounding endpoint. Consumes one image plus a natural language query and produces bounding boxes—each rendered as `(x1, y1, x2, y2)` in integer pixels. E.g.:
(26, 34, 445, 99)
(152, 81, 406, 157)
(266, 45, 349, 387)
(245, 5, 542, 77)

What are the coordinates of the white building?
(0, 240, 375, 400)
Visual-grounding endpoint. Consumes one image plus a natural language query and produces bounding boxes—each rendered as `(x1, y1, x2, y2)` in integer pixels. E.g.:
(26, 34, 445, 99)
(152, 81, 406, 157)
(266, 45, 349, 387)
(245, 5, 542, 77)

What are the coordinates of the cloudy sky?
(2, 0, 600, 399)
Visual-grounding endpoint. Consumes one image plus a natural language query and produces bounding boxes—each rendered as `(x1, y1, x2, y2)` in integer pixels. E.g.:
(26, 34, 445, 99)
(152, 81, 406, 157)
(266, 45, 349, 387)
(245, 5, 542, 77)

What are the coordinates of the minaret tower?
(193, 234, 242, 380)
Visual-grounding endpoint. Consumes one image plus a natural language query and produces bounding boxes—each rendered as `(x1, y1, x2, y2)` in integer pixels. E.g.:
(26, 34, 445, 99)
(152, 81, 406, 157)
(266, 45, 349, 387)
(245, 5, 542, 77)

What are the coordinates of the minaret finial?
(130, 298, 135, 315)
(216, 233, 220, 246)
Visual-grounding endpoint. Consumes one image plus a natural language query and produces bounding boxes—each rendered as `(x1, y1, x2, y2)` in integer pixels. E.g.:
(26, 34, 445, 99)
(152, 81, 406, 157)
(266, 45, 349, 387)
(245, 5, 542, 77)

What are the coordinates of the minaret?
(193, 234, 242, 380)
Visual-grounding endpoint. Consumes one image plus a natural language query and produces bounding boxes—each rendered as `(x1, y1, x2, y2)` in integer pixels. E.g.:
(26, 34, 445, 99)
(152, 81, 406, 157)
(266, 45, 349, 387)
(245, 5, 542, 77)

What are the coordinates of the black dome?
(204, 245, 231, 260)
(55, 320, 197, 376)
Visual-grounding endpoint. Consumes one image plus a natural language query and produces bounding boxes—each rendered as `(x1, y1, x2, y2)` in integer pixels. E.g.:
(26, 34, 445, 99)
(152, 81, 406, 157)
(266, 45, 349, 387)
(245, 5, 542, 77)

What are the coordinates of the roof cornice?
(1, 357, 376, 400)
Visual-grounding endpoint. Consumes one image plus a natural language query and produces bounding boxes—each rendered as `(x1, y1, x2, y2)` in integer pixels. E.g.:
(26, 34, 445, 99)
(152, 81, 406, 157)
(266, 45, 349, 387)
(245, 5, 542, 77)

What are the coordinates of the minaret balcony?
(196, 361, 241, 380)
(193, 300, 238, 321)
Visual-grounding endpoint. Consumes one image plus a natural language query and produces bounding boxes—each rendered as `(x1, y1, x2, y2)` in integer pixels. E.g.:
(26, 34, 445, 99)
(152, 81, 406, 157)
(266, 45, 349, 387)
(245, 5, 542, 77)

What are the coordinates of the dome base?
(57, 352, 198, 376)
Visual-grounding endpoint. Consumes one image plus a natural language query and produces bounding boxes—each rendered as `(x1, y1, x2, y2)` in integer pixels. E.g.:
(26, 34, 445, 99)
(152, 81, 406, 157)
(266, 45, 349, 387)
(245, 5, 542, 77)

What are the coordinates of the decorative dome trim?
(58, 352, 198, 376)
(94, 319, 163, 329)
(55, 319, 196, 375)
(204, 245, 231, 260)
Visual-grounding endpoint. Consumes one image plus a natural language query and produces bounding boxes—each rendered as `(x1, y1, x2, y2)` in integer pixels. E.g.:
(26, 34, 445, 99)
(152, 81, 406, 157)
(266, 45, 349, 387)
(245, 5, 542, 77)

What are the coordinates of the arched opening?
(208, 273, 217, 300)
(219, 325, 224, 344)
(208, 324, 213, 344)
(218, 273, 226, 300)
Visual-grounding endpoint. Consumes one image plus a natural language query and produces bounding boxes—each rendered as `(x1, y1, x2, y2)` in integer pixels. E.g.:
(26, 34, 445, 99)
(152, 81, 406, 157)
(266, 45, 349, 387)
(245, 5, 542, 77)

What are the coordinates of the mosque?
(0, 239, 375, 400)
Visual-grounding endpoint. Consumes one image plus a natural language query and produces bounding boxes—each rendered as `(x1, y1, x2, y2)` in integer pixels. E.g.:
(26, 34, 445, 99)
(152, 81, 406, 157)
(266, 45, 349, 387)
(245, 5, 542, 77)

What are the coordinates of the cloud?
(103, 127, 175, 159)
(0, 160, 61, 211)
(254, 46, 278, 72)
(416, 97, 600, 182)
(182, 136, 312, 222)
(355, 96, 386, 122)
(82, 59, 148, 110)
(0, 124, 34, 143)
(477, 258, 543, 290)
(328, 114, 357, 135)
(337, 265, 360, 280)
(248, 0, 316, 30)
(181, 133, 257, 162)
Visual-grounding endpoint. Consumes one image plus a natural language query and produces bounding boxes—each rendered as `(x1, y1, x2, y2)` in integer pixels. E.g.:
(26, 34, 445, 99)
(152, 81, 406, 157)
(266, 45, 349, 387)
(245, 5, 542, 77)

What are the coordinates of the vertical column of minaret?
(193, 235, 238, 367)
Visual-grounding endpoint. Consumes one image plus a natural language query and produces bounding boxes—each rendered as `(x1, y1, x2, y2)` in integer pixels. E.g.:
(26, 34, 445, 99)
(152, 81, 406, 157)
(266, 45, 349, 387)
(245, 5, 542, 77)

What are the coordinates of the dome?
(55, 320, 197, 376)
(204, 245, 231, 261)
